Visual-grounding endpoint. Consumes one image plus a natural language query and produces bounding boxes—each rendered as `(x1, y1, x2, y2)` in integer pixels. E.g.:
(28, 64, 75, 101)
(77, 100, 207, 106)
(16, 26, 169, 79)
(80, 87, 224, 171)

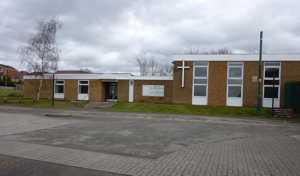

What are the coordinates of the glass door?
(263, 62, 281, 108)
(192, 61, 208, 105)
(226, 62, 243, 106)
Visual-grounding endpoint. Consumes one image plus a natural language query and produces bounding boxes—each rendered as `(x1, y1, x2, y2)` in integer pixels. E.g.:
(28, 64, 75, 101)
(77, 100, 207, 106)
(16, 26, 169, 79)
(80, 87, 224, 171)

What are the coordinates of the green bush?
(7, 91, 23, 97)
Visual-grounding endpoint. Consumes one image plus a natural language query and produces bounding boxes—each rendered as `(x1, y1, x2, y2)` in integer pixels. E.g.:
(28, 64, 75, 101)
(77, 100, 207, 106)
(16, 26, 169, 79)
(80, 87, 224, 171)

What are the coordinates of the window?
(55, 80, 64, 94)
(228, 86, 242, 97)
(79, 80, 89, 94)
(193, 62, 208, 97)
(264, 87, 279, 98)
(194, 85, 206, 96)
(195, 67, 207, 77)
(229, 67, 242, 78)
(265, 68, 279, 78)
(227, 63, 243, 98)
(263, 62, 280, 99)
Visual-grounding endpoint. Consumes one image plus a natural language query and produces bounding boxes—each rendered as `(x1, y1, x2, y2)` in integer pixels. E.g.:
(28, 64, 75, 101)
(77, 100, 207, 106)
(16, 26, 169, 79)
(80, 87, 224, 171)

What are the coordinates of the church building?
(23, 54, 300, 108)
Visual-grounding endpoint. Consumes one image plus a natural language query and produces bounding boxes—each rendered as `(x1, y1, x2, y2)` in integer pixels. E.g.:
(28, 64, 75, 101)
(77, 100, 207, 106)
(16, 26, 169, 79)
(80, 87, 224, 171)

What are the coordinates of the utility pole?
(256, 31, 263, 112)
(52, 73, 55, 107)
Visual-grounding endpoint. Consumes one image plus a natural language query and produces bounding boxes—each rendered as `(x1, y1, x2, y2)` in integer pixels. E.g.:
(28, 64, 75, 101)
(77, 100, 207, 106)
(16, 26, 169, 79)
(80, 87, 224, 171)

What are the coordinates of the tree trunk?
(36, 79, 43, 101)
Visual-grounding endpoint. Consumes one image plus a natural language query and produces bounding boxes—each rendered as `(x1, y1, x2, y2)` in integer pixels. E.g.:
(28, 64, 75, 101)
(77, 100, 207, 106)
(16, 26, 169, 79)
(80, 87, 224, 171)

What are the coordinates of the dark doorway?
(104, 82, 118, 101)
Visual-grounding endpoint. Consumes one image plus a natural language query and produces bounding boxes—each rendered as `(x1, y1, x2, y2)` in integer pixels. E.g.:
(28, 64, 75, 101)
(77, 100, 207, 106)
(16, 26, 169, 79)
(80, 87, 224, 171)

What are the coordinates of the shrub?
(7, 91, 23, 97)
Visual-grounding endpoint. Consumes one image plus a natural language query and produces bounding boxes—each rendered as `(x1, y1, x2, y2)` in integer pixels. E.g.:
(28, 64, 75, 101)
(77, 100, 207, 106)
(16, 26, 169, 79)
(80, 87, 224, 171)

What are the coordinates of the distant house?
(23, 54, 300, 108)
(0, 64, 26, 82)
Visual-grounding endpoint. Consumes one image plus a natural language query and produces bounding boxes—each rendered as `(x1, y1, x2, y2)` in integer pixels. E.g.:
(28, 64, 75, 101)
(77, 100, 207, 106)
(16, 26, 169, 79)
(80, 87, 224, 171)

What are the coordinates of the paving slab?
(0, 107, 300, 176)
(0, 154, 128, 176)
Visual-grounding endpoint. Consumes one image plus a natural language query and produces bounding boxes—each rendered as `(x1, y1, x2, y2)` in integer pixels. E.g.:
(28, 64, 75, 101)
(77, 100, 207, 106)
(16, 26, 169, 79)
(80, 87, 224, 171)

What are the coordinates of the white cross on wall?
(177, 60, 190, 88)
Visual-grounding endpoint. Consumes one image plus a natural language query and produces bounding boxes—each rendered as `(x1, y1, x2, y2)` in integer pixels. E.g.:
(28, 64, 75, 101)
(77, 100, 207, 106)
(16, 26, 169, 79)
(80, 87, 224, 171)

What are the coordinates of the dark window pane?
(194, 79, 207, 84)
(80, 85, 89, 94)
(79, 81, 88, 84)
(264, 80, 279, 85)
(229, 63, 243, 66)
(228, 86, 241, 97)
(265, 62, 280, 66)
(195, 67, 207, 77)
(56, 80, 64, 84)
(229, 67, 242, 78)
(264, 87, 279, 98)
(228, 79, 242, 84)
(194, 85, 206, 96)
(55, 85, 64, 93)
(194, 61, 208, 66)
(265, 68, 279, 78)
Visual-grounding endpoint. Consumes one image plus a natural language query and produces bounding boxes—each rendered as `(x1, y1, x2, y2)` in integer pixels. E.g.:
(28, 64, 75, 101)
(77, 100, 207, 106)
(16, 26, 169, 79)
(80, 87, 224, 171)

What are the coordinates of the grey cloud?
(0, 0, 299, 72)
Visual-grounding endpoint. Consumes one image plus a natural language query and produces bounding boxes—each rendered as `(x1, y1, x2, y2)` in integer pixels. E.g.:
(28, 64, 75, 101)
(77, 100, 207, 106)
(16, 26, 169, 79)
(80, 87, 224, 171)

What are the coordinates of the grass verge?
(108, 102, 300, 122)
(0, 97, 89, 109)
(107, 102, 272, 118)
(0, 89, 88, 109)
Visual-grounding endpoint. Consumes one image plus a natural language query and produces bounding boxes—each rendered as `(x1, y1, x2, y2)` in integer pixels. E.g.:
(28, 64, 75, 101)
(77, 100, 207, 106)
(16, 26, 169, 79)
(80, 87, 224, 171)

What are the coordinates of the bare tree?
(161, 64, 173, 76)
(184, 48, 232, 55)
(136, 54, 173, 76)
(136, 55, 148, 76)
(20, 18, 62, 101)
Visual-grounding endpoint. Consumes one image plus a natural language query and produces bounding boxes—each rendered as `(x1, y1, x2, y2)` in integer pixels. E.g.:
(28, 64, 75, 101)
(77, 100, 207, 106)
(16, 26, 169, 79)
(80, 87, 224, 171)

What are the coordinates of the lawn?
(107, 102, 272, 118)
(0, 88, 88, 109)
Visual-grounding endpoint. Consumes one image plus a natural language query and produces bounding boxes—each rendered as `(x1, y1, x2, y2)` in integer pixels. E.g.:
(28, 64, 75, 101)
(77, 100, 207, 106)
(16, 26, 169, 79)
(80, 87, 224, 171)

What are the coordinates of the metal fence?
(284, 82, 300, 114)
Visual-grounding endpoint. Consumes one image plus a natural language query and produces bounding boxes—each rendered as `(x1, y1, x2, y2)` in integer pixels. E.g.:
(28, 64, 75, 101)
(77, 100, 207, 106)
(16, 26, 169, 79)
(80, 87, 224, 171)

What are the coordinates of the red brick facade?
(23, 60, 300, 107)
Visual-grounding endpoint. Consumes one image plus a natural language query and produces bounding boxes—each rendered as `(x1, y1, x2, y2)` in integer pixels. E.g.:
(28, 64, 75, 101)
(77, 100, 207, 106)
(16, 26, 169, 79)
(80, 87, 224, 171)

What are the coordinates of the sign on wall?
(142, 85, 164, 97)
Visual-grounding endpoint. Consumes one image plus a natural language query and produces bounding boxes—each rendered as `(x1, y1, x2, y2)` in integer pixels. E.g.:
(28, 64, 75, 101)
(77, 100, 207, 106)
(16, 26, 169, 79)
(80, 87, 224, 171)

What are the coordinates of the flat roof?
(173, 54, 300, 61)
(23, 73, 173, 81)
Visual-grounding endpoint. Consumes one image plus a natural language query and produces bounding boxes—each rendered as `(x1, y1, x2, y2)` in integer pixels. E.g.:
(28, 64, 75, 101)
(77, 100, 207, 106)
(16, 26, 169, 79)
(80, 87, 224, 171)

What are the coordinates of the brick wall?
(172, 61, 193, 104)
(90, 80, 103, 101)
(24, 79, 104, 101)
(118, 80, 129, 102)
(134, 80, 173, 103)
(64, 80, 78, 101)
(243, 62, 259, 107)
(23, 79, 53, 99)
(207, 61, 227, 106)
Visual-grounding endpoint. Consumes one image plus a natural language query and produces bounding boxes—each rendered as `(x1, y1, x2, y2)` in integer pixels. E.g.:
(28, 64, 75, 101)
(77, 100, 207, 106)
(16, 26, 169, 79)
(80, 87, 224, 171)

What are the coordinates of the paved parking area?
(0, 154, 127, 176)
(0, 106, 300, 176)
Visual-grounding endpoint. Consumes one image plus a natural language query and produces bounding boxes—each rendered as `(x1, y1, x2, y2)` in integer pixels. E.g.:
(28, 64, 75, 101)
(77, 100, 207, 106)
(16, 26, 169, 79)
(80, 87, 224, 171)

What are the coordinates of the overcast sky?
(0, 0, 299, 73)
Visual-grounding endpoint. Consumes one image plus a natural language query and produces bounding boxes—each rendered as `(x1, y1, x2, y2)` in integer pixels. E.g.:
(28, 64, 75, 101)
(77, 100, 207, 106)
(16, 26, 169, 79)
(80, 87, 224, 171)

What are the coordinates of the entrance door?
(226, 62, 244, 107)
(192, 61, 208, 105)
(105, 82, 118, 101)
(263, 62, 281, 108)
(78, 80, 89, 100)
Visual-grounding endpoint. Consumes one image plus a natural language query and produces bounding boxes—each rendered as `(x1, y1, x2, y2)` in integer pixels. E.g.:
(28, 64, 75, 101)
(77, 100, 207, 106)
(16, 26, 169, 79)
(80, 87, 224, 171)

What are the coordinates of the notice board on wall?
(142, 85, 164, 97)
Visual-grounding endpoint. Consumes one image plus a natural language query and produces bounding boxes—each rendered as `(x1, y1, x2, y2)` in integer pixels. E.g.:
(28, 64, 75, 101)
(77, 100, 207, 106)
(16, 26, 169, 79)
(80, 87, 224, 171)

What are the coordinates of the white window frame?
(192, 61, 209, 105)
(54, 80, 65, 99)
(263, 62, 281, 108)
(226, 62, 244, 107)
(78, 80, 89, 101)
